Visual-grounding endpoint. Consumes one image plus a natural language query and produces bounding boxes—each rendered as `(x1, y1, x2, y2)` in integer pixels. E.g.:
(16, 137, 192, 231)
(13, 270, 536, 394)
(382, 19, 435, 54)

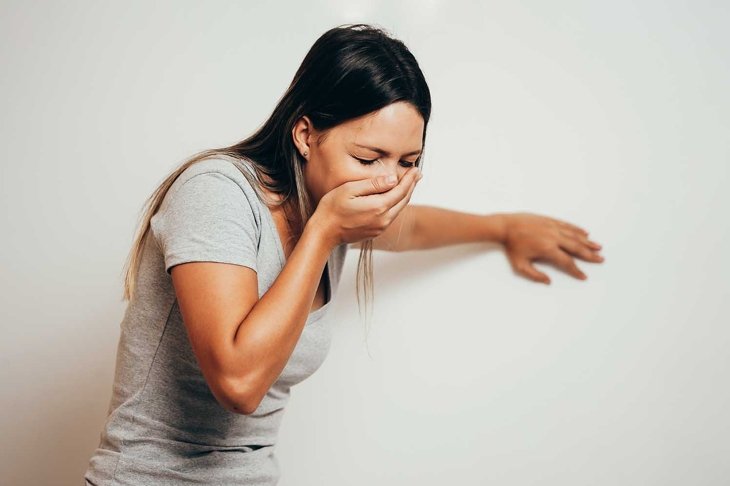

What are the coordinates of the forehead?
(333, 102, 424, 149)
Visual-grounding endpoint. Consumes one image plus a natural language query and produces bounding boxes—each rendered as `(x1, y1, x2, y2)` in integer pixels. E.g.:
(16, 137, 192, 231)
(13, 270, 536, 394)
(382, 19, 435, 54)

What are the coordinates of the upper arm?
(151, 169, 261, 412)
(170, 262, 258, 413)
(349, 204, 417, 252)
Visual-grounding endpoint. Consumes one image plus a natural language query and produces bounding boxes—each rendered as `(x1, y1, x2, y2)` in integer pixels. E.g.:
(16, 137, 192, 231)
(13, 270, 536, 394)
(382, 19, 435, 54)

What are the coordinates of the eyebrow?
(353, 143, 423, 157)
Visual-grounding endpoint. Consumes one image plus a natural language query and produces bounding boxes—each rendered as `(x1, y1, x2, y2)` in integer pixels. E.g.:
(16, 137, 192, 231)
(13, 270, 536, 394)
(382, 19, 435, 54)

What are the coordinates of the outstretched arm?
(349, 204, 605, 284)
(348, 204, 505, 251)
(405, 204, 507, 250)
(350, 204, 502, 251)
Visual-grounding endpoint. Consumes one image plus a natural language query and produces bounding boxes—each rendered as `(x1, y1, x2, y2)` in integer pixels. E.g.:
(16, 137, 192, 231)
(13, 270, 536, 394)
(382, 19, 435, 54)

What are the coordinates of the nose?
(374, 159, 399, 182)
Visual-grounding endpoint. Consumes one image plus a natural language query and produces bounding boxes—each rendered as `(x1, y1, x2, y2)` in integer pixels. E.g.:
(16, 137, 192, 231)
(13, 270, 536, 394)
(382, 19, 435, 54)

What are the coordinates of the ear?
(292, 115, 314, 159)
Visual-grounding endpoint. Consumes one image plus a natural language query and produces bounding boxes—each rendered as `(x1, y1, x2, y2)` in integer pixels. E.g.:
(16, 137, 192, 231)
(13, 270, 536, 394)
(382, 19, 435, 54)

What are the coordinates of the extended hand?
(499, 212, 604, 284)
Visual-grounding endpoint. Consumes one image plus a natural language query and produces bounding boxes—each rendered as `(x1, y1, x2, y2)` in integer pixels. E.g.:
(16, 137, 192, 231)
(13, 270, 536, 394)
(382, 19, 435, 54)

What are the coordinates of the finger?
(550, 249, 587, 280)
(558, 233, 605, 263)
(587, 239, 602, 250)
(557, 219, 589, 236)
(352, 167, 421, 209)
(349, 174, 400, 197)
(382, 170, 421, 221)
(559, 228, 603, 252)
(510, 255, 551, 284)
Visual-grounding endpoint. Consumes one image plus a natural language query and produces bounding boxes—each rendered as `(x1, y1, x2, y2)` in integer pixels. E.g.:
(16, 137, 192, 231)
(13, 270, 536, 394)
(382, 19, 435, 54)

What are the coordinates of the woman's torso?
(84, 157, 348, 485)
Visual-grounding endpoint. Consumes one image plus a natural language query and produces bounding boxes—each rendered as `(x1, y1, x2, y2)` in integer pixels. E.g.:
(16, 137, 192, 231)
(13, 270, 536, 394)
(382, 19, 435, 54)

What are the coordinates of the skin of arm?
(349, 204, 604, 284)
(349, 204, 506, 252)
(174, 217, 337, 415)
(229, 219, 337, 412)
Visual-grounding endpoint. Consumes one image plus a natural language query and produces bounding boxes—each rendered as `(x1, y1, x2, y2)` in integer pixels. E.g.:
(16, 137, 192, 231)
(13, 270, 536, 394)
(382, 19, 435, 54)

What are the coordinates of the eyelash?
(353, 156, 419, 168)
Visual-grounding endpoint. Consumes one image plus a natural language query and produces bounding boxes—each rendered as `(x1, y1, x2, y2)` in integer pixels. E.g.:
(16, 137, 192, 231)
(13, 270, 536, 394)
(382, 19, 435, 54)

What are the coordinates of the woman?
(84, 23, 604, 485)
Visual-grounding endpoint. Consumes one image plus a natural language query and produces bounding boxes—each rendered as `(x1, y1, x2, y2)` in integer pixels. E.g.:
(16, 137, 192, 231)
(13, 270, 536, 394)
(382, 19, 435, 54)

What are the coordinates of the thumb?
(349, 174, 398, 197)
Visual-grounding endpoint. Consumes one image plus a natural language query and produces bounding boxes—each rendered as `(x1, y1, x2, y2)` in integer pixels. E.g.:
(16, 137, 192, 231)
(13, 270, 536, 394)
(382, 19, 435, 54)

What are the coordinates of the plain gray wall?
(1, 1, 728, 485)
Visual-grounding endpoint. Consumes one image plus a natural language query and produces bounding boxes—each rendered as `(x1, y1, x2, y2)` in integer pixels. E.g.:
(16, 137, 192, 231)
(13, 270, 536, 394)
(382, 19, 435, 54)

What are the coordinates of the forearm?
(230, 219, 335, 411)
(408, 204, 507, 250)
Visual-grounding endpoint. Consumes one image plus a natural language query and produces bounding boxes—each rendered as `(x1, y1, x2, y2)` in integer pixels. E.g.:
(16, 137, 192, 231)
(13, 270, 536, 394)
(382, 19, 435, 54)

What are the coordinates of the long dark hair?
(123, 23, 432, 325)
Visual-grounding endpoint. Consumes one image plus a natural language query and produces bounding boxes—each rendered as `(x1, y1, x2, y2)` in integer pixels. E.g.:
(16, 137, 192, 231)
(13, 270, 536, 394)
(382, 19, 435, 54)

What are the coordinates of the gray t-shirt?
(84, 157, 348, 485)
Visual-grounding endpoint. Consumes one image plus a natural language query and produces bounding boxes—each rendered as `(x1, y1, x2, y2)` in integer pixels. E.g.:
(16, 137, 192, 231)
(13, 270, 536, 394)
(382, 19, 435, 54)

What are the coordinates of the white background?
(1, 1, 728, 485)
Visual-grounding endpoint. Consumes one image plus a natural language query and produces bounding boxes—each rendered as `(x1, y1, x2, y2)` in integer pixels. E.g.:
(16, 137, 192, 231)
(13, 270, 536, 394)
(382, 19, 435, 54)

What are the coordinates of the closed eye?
(352, 155, 419, 168)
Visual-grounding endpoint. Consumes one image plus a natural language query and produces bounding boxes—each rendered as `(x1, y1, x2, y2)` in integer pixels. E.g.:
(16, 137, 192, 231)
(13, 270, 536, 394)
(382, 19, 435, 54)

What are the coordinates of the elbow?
(218, 375, 264, 416)
(229, 400, 260, 416)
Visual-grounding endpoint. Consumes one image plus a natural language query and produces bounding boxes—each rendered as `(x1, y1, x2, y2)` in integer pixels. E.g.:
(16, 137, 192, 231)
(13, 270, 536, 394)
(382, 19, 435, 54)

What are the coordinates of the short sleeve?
(150, 171, 260, 274)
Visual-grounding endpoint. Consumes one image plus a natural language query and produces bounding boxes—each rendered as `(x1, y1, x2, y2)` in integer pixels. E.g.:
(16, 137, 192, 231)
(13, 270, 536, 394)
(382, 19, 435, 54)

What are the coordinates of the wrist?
(482, 212, 509, 244)
(304, 212, 340, 252)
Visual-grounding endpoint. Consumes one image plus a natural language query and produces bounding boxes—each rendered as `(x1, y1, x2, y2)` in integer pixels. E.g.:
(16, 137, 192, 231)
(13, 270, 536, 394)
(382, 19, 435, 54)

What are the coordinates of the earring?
(303, 151, 308, 157)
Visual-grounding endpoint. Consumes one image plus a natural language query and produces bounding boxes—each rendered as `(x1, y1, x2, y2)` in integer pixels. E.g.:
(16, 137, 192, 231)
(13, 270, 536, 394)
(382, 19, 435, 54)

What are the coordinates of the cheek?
(329, 160, 372, 186)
